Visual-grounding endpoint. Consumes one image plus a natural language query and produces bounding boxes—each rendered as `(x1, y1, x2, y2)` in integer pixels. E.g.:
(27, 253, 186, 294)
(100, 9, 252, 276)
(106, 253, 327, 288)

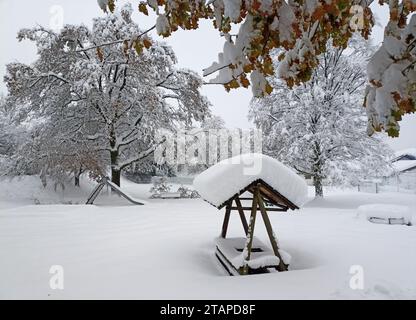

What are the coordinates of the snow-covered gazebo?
(194, 153, 308, 276)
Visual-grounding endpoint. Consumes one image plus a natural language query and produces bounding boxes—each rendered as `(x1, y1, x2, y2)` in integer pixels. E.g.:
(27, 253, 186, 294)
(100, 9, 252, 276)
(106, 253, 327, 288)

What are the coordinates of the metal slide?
(86, 178, 146, 205)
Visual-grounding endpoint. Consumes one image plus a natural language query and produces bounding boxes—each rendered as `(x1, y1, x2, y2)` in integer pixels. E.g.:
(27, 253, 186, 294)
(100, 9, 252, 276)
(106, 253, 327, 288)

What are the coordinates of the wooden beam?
(216, 179, 298, 210)
(266, 207, 289, 212)
(257, 194, 288, 272)
(234, 197, 283, 209)
(258, 186, 289, 208)
(258, 182, 298, 210)
(230, 206, 287, 212)
(221, 201, 232, 238)
(242, 186, 259, 275)
(234, 198, 249, 235)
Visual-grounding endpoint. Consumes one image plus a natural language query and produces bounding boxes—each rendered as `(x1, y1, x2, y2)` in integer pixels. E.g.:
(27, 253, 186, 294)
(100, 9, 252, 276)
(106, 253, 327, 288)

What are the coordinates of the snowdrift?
(357, 204, 414, 225)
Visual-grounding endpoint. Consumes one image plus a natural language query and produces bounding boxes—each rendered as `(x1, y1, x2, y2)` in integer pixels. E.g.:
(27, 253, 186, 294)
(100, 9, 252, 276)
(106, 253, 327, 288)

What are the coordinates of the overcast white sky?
(0, 0, 414, 151)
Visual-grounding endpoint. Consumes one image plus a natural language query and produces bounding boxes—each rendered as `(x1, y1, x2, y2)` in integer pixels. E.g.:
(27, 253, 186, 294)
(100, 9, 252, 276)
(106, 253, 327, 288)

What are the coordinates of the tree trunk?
(74, 168, 82, 187)
(313, 176, 323, 197)
(110, 150, 121, 187)
(312, 139, 324, 198)
(111, 168, 121, 187)
(75, 175, 80, 187)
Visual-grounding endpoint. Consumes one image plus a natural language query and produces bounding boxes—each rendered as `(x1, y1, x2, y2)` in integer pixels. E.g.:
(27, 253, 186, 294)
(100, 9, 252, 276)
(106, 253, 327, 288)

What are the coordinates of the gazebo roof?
(194, 153, 308, 210)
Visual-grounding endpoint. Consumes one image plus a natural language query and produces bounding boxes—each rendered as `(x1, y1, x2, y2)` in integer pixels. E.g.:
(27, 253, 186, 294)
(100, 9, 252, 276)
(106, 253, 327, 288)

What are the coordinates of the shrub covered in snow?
(150, 177, 171, 196)
(177, 185, 200, 199)
(150, 177, 200, 199)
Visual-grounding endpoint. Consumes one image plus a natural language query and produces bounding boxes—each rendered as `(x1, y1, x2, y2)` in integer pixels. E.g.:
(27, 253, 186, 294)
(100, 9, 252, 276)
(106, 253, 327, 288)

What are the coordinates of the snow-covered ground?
(0, 176, 415, 299)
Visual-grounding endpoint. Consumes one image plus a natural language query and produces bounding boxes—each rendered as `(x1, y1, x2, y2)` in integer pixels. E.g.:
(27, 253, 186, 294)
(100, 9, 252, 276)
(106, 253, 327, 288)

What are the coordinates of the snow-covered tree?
(9, 125, 106, 187)
(0, 96, 13, 157)
(5, 4, 210, 186)
(365, 12, 416, 137)
(96, 0, 416, 137)
(250, 37, 393, 197)
(0, 96, 26, 173)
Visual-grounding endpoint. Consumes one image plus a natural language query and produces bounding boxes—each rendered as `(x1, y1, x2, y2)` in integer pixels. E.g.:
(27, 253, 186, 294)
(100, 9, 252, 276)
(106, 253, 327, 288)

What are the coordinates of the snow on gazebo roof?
(194, 153, 308, 209)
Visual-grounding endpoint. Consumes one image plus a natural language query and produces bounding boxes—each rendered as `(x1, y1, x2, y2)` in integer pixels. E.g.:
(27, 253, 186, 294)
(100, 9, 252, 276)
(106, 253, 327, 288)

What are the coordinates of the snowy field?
(0, 176, 415, 300)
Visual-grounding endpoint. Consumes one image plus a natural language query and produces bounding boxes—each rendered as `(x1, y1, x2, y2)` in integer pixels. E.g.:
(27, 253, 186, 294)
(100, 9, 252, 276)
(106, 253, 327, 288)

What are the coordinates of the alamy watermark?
(349, 265, 364, 290)
(49, 265, 64, 290)
(49, 5, 64, 32)
(154, 128, 264, 174)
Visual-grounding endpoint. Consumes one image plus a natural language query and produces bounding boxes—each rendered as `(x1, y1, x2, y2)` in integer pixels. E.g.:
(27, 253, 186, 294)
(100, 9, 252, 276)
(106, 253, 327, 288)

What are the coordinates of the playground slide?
(86, 183, 105, 205)
(86, 178, 148, 205)
(105, 179, 147, 205)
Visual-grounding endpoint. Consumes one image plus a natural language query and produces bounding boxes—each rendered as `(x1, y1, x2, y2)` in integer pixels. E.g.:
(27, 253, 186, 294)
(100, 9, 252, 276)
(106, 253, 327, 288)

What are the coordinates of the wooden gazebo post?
(256, 187, 288, 272)
(242, 186, 259, 275)
(216, 180, 295, 275)
(221, 199, 249, 238)
(241, 183, 288, 274)
(221, 202, 231, 238)
(195, 154, 306, 276)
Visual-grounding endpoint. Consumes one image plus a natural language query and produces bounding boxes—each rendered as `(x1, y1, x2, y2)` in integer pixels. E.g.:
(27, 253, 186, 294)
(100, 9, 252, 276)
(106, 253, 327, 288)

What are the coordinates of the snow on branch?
(94, 0, 415, 137)
(4, 3, 211, 186)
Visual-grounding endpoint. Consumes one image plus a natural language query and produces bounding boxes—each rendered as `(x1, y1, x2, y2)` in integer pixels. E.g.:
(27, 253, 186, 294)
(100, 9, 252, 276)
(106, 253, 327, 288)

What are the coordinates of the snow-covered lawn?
(0, 177, 415, 299)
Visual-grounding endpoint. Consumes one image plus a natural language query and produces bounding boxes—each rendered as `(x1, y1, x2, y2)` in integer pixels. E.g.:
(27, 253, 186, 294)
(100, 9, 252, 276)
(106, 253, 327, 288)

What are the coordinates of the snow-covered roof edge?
(392, 160, 416, 173)
(392, 148, 416, 162)
(394, 148, 416, 158)
(202, 178, 299, 210)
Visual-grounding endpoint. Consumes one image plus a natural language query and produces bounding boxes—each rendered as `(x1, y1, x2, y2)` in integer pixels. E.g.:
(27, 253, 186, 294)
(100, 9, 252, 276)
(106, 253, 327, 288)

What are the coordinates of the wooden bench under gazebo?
(194, 153, 308, 276)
